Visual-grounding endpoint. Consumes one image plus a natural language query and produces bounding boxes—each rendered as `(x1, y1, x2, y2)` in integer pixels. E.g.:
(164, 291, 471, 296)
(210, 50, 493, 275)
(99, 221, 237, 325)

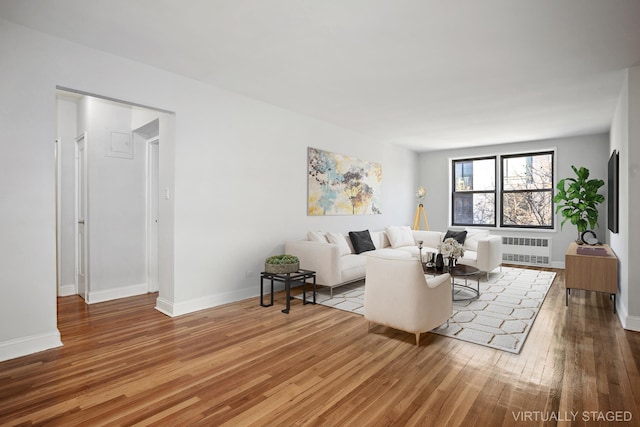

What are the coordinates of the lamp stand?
(412, 203, 429, 230)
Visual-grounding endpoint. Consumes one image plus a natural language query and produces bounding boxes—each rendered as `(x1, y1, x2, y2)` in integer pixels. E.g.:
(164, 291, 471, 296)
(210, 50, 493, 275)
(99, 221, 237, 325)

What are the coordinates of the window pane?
(454, 159, 495, 191)
(503, 153, 553, 191)
(502, 191, 553, 227)
(453, 193, 495, 225)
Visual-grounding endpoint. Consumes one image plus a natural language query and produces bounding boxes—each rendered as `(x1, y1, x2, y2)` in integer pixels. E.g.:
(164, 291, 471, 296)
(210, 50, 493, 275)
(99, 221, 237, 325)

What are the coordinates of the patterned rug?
(293, 266, 556, 353)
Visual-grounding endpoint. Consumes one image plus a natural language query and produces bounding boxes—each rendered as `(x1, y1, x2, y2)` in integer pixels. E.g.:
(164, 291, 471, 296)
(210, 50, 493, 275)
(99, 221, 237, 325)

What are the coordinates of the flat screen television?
(607, 150, 619, 233)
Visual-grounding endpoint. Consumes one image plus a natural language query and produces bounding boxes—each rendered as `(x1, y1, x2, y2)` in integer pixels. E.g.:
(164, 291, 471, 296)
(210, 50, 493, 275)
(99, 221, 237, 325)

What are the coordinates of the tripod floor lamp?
(413, 186, 429, 230)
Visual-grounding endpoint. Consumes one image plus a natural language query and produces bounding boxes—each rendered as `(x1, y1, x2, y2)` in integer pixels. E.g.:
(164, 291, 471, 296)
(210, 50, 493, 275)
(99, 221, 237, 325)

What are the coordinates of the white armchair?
(364, 255, 452, 346)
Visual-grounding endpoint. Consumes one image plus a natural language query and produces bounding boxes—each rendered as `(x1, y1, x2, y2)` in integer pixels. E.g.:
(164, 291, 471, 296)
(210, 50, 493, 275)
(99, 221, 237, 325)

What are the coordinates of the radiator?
(502, 236, 551, 266)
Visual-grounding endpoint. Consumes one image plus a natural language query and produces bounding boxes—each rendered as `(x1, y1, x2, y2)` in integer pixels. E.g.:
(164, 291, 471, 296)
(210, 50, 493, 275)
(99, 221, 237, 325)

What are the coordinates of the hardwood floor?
(1, 267, 639, 426)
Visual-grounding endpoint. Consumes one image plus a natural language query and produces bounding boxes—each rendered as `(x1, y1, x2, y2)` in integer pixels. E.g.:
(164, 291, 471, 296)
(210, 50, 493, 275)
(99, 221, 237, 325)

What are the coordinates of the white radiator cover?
(502, 236, 551, 266)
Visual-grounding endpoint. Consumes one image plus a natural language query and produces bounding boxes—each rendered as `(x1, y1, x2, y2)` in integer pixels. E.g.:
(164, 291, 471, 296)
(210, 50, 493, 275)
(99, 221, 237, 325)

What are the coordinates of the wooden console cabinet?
(565, 242, 618, 312)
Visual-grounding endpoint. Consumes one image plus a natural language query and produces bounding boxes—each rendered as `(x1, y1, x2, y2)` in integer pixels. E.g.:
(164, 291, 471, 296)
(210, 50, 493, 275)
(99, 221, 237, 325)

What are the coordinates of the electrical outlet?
(246, 271, 256, 278)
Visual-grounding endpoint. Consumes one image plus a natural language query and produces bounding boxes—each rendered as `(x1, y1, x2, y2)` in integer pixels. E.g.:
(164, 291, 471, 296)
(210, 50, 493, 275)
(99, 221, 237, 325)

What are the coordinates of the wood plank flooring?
(1, 267, 639, 426)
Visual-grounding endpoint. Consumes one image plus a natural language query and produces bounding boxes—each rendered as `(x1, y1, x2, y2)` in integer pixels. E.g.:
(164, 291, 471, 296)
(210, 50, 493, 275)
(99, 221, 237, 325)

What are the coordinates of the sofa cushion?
(412, 230, 444, 249)
(464, 228, 490, 251)
(326, 232, 352, 256)
(341, 254, 367, 282)
(386, 226, 415, 248)
(348, 230, 376, 254)
(368, 231, 386, 249)
(307, 231, 328, 243)
(364, 248, 412, 258)
(457, 250, 478, 268)
(444, 229, 467, 245)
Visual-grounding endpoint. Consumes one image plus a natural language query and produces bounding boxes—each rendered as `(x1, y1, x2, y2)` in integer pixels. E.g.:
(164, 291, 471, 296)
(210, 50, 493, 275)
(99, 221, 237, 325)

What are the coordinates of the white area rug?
(294, 266, 556, 353)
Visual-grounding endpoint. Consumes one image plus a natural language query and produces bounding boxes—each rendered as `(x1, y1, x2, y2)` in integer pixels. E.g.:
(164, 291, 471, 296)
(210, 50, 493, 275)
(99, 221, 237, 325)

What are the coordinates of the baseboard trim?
(86, 283, 148, 304)
(154, 286, 258, 317)
(624, 315, 640, 332)
(58, 283, 77, 297)
(617, 302, 640, 332)
(0, 331, 63, 362)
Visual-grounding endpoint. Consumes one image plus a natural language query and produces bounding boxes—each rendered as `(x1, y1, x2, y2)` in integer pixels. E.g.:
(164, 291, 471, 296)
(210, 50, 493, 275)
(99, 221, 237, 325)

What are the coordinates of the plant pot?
(265, 262, 299, 274)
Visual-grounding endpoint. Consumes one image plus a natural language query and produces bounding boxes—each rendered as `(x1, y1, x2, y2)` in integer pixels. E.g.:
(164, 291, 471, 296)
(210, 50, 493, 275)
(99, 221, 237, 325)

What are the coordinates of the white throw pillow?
(464, 228, 490, 251)
(326, 232, 353, 256)
(307, 231, 328, 243)
(385, 226, 415, 248)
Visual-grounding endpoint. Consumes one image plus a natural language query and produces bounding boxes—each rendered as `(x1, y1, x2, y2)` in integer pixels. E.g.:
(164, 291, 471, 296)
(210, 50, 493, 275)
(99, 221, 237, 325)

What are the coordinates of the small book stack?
(576, 246, 608, 256)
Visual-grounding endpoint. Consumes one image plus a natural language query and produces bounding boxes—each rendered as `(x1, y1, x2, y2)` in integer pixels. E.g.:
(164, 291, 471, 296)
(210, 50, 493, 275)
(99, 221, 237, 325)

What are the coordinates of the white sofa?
(364, 255, 452, 346)
(284, 226, 502, 295)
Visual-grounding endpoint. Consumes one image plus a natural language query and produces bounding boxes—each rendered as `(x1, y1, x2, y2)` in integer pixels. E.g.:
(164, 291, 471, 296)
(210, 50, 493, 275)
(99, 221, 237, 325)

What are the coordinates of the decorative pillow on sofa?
(326, 232, 353, 256)
(307, 231, 328, 243)
(464, 228, 490, 251)
(348, 230, 376, 254)
(385, 226, 415, 248)
(444, 229, 467, 245)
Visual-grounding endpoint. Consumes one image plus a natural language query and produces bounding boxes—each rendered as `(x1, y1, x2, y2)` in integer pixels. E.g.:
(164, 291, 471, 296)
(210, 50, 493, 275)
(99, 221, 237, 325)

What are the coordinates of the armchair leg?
(415, 332, 421, 346)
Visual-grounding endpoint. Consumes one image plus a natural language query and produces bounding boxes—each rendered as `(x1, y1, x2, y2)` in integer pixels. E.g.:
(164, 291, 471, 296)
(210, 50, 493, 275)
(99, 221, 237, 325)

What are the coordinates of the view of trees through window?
(501, 152, 554, 228)
(452, 157, 496, 226)
(451, 151, 554, 229)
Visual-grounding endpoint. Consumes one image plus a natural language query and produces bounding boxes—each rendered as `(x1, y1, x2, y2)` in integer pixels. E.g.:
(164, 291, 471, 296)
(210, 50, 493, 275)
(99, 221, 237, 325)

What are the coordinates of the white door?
(147, 139, 160, 292)
(76, 134, 88, 300)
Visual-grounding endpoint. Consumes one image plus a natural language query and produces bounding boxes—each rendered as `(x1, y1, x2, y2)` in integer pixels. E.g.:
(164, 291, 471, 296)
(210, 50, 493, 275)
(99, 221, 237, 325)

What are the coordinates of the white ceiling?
(2, 0, 640, 151)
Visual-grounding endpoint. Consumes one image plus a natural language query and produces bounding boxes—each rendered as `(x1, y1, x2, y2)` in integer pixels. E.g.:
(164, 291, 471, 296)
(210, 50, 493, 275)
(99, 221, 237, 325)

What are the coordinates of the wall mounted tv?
(608, 150, 619, 233)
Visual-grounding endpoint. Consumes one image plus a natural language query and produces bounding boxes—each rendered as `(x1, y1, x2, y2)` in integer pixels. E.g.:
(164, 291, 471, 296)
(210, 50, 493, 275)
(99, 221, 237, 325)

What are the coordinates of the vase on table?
(448, 257, 456, 269)
(435, 253, 444, 271)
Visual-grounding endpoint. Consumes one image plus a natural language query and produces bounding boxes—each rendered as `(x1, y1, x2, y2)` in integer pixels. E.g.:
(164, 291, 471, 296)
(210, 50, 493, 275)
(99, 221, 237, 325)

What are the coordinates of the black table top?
(423, 263, 480, 276)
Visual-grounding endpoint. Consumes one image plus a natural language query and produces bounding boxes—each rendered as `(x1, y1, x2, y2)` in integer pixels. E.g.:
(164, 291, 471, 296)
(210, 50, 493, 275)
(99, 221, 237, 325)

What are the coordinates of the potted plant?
(553, 165, 605, 241)
(265, 254, 300, 274)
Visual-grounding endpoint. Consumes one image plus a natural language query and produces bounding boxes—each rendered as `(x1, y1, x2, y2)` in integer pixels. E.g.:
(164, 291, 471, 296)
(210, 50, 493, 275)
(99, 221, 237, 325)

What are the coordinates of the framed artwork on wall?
(307, 147, 382, 216)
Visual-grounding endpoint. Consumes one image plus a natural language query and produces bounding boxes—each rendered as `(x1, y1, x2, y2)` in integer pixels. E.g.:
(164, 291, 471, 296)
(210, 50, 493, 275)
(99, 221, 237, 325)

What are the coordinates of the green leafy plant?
(265, 254, 299, 265)
(553, 166, 605, 233)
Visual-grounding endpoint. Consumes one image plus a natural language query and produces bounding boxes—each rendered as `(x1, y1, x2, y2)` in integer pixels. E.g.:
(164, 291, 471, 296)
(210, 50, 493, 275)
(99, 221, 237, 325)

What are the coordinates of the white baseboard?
(155, 286, 258, 317)
(86, 283, 148, 304)
(624, 315, 640, 332)
(58, 283, 77, 297)
(616, 302, 640, 332)
(0, 331, 63, 362)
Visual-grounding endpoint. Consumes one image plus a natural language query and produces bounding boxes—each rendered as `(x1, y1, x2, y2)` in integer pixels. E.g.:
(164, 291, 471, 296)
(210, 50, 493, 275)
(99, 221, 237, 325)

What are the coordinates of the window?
(451, 157, 496, 226)
(450, 151, 554, 229)
(501, 151, 554, 228)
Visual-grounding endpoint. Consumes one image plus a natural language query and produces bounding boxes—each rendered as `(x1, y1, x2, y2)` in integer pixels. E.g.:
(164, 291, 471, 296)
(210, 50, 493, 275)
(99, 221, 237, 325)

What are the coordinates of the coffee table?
(423, 263, 481, 301)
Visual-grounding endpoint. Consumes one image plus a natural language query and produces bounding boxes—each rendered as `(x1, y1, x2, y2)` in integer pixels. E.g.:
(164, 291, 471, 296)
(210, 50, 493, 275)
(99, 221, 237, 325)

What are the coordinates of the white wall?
(167, 81, 416, 314)
(0, 20, 62, 359)
(629, 66, 640, 328)
(0, 18, 416, 360)
(81, 97, 148, 301)
(417, 134, 610, 267)
(610, 66, 640, 331)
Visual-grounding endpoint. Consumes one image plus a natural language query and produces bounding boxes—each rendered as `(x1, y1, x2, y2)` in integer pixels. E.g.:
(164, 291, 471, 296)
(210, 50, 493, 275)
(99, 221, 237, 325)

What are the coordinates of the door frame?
(75, 132, 89, 300)
(55, 139, 61, 295)
(146, 137, 160, 293)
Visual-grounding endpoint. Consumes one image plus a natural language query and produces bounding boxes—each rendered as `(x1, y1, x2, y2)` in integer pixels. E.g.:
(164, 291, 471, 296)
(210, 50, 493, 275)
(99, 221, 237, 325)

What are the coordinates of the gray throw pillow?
(349, 230, 376, 254)
(444, 229, 467, 245)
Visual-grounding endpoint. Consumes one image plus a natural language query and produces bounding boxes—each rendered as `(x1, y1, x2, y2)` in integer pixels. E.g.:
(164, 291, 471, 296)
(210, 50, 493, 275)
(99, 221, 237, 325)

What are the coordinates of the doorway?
(55, 89, 172, 305)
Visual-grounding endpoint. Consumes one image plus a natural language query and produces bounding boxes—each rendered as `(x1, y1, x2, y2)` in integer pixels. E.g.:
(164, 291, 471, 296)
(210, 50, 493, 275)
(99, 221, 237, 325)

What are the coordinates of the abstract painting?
(307, 147, 382, 215)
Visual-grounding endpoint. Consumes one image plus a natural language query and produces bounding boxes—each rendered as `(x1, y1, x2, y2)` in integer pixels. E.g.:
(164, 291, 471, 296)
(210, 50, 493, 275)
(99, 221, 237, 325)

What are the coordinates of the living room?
(1, 1, 639, 424)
